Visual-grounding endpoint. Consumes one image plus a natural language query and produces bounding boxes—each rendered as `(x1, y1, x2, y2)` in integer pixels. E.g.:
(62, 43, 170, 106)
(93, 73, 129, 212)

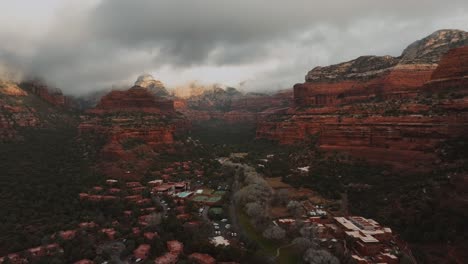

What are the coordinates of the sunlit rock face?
(0, 80, 76, 141)
(134, 74, 169, 97)
(257, 30, 468, 171)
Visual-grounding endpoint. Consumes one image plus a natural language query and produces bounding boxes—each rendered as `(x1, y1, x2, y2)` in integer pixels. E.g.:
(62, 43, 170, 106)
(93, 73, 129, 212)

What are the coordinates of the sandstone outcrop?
(21, 80, 77, 109)
(87, 86, 175, 114)
(0, 80, 76, 141)
(79, 81, 189, 179)
(257, 30, 468, 171)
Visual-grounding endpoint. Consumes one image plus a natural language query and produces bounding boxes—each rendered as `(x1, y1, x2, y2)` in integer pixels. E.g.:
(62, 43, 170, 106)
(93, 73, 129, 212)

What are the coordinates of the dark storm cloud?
(0, 0, 467, 94)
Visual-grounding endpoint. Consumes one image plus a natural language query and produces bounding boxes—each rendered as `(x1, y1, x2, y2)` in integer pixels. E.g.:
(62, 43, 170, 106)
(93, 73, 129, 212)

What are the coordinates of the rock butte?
(79, 83, 189, 179)
(257, 30, 468, 171)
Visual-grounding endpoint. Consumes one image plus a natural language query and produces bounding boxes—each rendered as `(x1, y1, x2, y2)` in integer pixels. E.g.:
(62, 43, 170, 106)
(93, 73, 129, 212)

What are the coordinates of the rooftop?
(211, 236, 230, 246)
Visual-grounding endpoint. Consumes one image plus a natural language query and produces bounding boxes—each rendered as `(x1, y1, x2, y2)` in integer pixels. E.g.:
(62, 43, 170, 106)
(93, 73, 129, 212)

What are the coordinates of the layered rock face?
(0, 80, 76, 141)
(21, 80, 77, 109)
(88, 86, 175, 114)
(178, 87, 293, 124)
(257, 30, 468, 171)
(79, 82, 188, 179)
(297, 30, 468, 108)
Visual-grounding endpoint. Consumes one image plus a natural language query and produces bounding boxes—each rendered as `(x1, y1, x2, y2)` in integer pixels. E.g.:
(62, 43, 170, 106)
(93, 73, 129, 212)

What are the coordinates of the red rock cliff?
(1, 80, 76, 141)
(80, 83, 189, 179)
(257, 30, 468, 171)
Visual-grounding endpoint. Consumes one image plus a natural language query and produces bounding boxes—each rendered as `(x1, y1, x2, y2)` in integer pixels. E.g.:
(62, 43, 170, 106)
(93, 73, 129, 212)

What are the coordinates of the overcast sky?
(0, 0, 467, 95)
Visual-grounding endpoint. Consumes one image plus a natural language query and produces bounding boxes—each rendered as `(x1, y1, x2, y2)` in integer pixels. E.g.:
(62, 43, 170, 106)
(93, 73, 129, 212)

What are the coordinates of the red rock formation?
(0, 80, 75, 141)
(257, 30, 468, 171)
(429, 46, 468, 82)
(0, 81, 27, 96)
(80, 83, 189, 179)
(21, 80, 77, 109)
(179, 89, 292, 124)
(88, 86, 175, 114)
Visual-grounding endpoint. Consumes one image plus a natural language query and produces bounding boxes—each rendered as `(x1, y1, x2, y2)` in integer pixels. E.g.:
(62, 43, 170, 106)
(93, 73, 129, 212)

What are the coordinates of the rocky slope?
(79, 82, 189, 179)
(257, 29, 468, 171)
(177, 87, 293, 124)
(0, 80, 77, 141)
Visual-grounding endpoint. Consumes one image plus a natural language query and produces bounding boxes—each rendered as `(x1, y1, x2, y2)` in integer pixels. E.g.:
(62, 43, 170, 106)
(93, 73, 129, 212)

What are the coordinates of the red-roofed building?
(126, 182, 142, 188)
(106, 179, 118, 186)
(124, 210, 133, 217)
(176, 214, 190, 221)
(74, 259, 94, 264)
(355, 241, 382, 256)
(26, 243, 62, 259)
(44, 243, 61, 254)
(109, 188, 121, 194)
(133, 244, 151, 260)
(167, 240, 183, 254)
(59, 230, 77, 240)
(100, 228, 116, 240)
(189, 253, 216, 264)
(164, 168, 175, 173)
(154, 253, 178, 264)
(141, 207, 157, 213)
(138, 215, 151, 226)
(136, 198, 152, 206)
(351, 255, 369, 264)
(28, 246, 45, 257)
(88, 195, 102, 202)
(152, 184, 175, 194)
(144, 232, 158, 241)
(376, 253, 398, 264)
(0, 253, 27, 264)
(92, 186, 103, 192)
(132, 227, 141, 236)
(125, 195, 143, 202)
(148, 180, 163, 186)
(79, 193, 89, 200)
(101, 195, 118, 202)
(176, 206, 185, 214)
(174, 182, 189, 191)
(79, 222, 97, 229)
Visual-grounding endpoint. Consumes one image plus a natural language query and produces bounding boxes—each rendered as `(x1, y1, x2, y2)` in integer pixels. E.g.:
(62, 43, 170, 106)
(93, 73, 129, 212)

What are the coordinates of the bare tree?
(146, 212, 162, 227)
(303, 249, 340, 264)
(234, 180, 272, 205)
(245, 202, 264, 218)
(287, 200, 303, 217)
(262, 225, 286, 240)
(292, 237, 313, 253)
(300, 225, 319, 239)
